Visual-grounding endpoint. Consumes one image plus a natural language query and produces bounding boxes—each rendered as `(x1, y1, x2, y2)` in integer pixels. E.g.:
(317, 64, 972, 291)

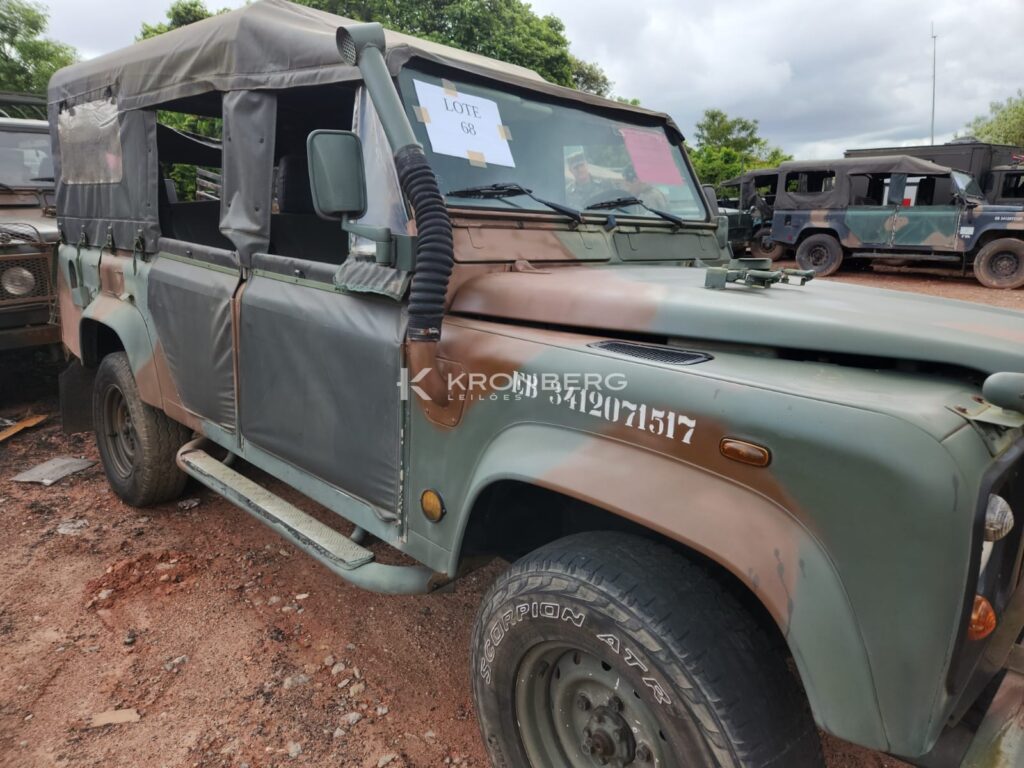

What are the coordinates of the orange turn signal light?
(967, 595, 997, 641)
(720, 438, 771, 467)
(420, 489, 446, 523)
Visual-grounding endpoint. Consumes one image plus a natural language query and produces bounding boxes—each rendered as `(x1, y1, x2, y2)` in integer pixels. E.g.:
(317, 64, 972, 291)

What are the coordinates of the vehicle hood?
(450, 265, 1024, 375)
(0, 204, 59, 243)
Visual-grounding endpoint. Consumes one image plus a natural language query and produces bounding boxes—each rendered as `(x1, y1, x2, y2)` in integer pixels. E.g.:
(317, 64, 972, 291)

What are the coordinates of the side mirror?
(983, 372, 1024, 415)
(702, 184, 720, 217)
(306, 130, 367, 221)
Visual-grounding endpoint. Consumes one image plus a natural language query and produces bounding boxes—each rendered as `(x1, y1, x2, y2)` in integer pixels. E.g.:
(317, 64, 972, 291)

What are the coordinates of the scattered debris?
(286, 741, 302, 758)
(87, 708, 140, 728)
(377, 755, 396, 767)
(163, 655, 188, 672)
(123, 629, 137, 646)
(13, 456, 94, 486)
(342, 712, 362, 726)
(282, 673, 310, 690)
(0, 414, 47, 443)
(177, 498, 201, 511)
(56, 518, 89, 536)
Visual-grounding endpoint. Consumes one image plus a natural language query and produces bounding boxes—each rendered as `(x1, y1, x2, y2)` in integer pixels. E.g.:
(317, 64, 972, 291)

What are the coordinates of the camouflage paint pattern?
(772, 198, 1024, 259)
(52, 59, 1024, 768)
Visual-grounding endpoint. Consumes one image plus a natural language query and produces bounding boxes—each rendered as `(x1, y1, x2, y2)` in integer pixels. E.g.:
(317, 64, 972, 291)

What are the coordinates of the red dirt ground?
(1, 267, 1017, 768)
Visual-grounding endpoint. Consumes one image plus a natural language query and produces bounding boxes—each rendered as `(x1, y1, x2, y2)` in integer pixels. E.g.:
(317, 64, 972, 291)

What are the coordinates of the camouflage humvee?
(0, 116, 60, 351)
(49, 2, 1024, 766)
(769, 156, 1024, 288)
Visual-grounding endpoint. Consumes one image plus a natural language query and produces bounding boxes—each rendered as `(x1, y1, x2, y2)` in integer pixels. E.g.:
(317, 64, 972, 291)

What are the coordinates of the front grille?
(589, 340, 712, 366)
(0, 252, 53, 304)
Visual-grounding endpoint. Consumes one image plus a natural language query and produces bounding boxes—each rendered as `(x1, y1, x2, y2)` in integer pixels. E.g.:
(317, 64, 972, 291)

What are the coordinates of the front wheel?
(795, 233, 844, 276)
(974, 238, 1024, 289)
(471, 532, 824, 768)
(750, 228, 786, 261)
(93, 352, 191, 507)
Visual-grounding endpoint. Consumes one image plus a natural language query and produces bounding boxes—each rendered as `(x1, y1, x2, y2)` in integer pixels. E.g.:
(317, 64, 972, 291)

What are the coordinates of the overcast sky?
(43, 0, 1024, 158)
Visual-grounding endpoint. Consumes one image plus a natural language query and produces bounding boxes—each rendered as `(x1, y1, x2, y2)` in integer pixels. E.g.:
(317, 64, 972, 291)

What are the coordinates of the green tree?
(687, 108, 790, 189)
(966, 90, 1024, 147)
(0, 0, 76, 94)
(295, 0, 611, 95)
(139, 0, 225, 200)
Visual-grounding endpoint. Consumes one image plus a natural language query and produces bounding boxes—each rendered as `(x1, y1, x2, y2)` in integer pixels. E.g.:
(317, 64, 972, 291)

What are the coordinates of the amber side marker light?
(420, 489, 446, 523)
(720, 438, 771, 467)
(968, 595, 997, 641)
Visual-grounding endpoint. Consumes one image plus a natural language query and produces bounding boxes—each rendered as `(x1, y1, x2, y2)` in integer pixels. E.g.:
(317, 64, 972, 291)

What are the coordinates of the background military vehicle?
(769, 155, 1024, 288)
(0, 114, 60, 351)
(846, 139, 1024, 206)
(49, 1, 1024, 766)
(718, 168, 784, 259)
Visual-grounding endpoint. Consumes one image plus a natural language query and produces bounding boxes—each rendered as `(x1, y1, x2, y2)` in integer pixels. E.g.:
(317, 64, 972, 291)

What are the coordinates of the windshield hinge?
(705, 258, 815, 290)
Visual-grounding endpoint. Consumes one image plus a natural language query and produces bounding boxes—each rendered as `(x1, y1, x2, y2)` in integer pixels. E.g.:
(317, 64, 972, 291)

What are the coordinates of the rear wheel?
(471, 532, 824, 768)
(796, 233, 844, 276)
(974, 238, 1024, 289)
(93, 352, 191, 507)
(750, 228, 785, 261)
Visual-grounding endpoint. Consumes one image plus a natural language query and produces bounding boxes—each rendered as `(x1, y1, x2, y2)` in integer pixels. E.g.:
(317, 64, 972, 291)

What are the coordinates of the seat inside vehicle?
(269, 153, 348, 264)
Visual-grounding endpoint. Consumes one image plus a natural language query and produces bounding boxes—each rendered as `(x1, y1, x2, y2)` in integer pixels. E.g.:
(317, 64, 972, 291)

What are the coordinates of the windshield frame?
(951, 170, 985, 201)
(395, 61, 711, 226)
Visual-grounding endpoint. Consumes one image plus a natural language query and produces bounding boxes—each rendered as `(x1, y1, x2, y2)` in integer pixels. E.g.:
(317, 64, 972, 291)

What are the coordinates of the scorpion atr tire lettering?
(471, 532, 825, 768)
(93, 352, 192, 507)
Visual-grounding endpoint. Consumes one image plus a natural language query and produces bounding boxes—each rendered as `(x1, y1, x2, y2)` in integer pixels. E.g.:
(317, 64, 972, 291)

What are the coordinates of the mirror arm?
(341, 217, 417, 270)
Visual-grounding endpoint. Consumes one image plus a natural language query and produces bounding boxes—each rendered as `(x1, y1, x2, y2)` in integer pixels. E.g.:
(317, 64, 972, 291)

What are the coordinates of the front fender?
(453, 422, 888, 751)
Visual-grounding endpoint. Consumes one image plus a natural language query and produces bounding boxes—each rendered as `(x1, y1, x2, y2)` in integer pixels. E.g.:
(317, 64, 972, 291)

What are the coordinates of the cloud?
(533, 0, 1024, 158)
(41, 0, 1022, 160)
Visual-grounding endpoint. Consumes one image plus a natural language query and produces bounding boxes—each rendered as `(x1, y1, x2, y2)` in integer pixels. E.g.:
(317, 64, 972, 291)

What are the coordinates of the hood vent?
(589, 340, 712, 366)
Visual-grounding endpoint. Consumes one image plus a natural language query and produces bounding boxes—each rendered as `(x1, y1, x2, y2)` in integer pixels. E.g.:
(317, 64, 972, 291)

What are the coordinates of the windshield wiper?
(447, 182, 584, 223)
(585, 196, 686, 227)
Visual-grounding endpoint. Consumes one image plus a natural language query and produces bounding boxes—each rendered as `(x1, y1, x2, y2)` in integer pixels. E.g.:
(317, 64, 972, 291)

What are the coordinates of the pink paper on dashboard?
(620, 128, 683, 185)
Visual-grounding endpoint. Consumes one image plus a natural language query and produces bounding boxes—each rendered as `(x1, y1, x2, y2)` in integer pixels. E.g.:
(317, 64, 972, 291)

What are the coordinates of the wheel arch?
(795, 227, 842, 246)
(450, 422, 889, 751)
(79, 295, 163, 407)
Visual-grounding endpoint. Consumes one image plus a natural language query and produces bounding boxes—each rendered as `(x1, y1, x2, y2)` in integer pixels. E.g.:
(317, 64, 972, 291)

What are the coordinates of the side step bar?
(176, 442, 442, 595)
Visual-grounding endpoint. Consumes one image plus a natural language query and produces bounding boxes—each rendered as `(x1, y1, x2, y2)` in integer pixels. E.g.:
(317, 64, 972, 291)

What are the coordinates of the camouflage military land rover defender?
(769, 156, 1024, 288)
(50, 2, 1023, 766)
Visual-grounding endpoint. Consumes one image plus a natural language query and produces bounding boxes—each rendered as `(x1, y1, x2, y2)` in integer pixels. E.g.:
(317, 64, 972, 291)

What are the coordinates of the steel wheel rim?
(515, 642, 672, 767)
(807, 245, 831, 267)
(102, 384, 136, 479)
(990, 251, 1020, 279)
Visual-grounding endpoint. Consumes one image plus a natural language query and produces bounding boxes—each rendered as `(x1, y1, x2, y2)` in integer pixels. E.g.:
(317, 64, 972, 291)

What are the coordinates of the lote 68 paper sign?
(413, 80, 515, 168)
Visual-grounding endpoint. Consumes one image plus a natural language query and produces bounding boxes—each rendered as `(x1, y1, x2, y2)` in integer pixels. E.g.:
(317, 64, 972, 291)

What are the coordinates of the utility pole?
(931, 22, 937, 145)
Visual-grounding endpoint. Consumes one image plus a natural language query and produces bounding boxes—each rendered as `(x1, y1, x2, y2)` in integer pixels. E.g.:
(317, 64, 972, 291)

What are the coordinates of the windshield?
(951, 170, 984, 199)
(397, 67, 706, 221)
(0, 129, 52, 188)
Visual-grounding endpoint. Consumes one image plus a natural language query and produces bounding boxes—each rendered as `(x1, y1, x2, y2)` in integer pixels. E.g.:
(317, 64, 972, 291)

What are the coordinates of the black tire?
(750, 228, 785, 261)
(93, 352, 191, 507)
(471, 532, 823, 768)
(795, 234, 844, 277)
(974, 238, 1024, 289)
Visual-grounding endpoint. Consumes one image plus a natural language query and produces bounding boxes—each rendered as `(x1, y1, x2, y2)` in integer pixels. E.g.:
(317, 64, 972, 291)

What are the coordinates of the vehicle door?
(143, 97, 246, 434)
(842, 172, 899, 248)
(235, 88, 407, 515)
(889, 174, 960, 252)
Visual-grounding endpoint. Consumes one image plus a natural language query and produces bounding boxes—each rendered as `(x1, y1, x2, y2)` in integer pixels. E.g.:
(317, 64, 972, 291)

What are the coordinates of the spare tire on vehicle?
(796, 234, 844, 277)
(974, 238, 1024, 289)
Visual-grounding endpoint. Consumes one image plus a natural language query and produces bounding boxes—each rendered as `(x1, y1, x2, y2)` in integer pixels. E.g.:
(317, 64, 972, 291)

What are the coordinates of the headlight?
(984, 494, 1014, 542)
(1, 266, 35, 296)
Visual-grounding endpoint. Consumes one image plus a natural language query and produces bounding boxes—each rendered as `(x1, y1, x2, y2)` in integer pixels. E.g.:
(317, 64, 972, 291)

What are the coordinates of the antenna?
(930, 22, 938, 145)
